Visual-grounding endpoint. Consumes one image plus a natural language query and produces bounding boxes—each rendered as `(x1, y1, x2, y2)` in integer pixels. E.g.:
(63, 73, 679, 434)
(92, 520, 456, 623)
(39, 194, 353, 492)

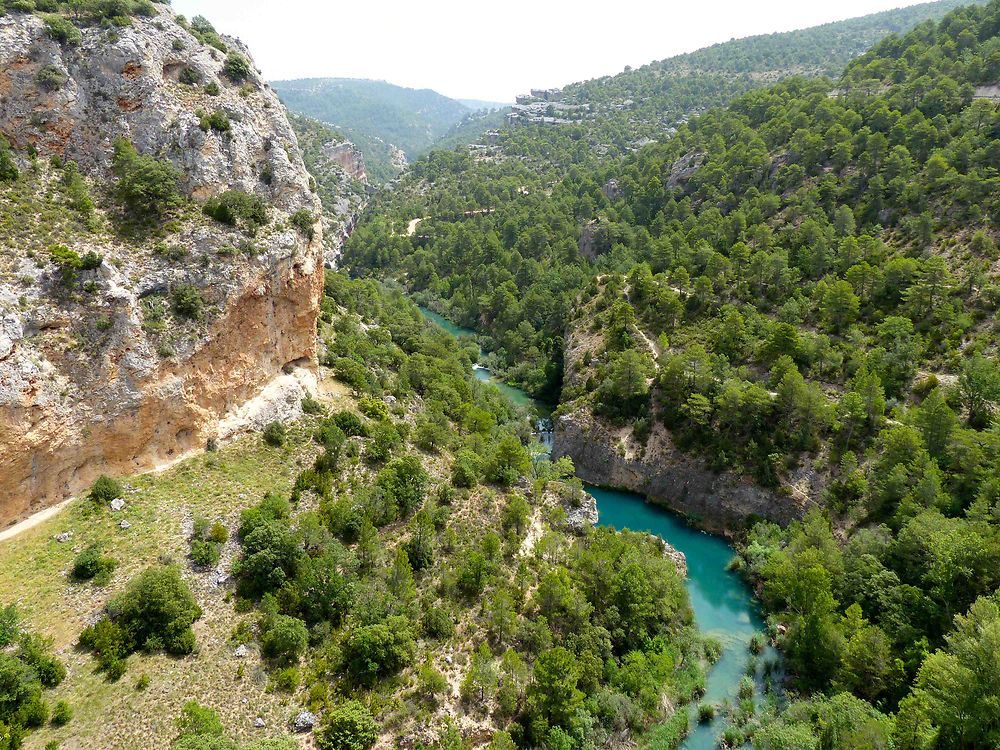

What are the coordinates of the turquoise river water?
(418, 306, 768, 748)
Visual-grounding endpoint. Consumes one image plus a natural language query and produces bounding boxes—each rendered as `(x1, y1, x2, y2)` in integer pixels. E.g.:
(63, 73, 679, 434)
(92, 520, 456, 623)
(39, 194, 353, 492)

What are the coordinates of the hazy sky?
(170, 0, 937, 102)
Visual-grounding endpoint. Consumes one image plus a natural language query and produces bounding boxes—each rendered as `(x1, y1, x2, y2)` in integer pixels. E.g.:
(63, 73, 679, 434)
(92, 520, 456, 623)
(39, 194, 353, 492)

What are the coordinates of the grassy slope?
(3, 417, 335, 750)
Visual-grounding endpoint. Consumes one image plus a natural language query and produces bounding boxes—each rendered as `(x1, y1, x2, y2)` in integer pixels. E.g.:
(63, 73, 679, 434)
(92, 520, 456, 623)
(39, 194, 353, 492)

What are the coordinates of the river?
(418, 306, 771, 748)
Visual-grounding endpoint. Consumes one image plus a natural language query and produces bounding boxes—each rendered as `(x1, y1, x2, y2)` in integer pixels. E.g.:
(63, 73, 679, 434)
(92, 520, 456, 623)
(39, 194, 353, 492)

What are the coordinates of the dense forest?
(344, 1, 1000, 747)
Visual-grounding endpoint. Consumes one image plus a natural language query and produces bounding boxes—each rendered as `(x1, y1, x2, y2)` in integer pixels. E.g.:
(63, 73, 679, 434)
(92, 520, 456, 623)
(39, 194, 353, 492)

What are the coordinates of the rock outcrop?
(553, 409, 811, 536)
(0, 8, 323, 528)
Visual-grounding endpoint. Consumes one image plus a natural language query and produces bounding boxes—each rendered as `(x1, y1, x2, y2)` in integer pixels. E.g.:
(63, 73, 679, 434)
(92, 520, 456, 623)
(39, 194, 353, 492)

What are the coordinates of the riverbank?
(415, 305, 781, 749)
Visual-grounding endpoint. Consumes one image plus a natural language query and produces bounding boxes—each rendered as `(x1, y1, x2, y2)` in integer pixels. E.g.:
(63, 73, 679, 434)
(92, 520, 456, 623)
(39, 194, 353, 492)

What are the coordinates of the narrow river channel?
(418, 306, 772, 748)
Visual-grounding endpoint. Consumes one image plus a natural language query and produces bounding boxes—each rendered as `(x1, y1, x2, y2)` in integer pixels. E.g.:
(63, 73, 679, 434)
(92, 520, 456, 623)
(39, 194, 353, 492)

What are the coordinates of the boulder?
(293, 711, 318, 732)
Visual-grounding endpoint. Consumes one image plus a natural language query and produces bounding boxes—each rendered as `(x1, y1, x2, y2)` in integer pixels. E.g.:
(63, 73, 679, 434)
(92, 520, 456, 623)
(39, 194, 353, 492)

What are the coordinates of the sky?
(170, 0, 938, 103)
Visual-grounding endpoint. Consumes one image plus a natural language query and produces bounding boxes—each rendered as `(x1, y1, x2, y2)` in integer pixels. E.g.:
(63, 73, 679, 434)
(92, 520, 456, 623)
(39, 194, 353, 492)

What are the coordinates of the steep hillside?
(288, 114, 369, 266)
(345, 0, 1000, 744)
(0, 275, 705, 750)
(0, 4, 323, 529)
(272, 78, 474, 182)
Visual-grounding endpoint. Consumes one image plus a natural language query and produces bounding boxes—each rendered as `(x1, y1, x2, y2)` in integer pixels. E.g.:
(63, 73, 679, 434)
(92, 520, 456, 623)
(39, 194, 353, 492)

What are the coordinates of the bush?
(331, 411, 368, 437)
(35, 65, 67, 91)
(317, 701, 378, 750)
(80, 566, 202, 677)
(263, 421, 286, 447)
(203, 190, 268, 231)
(301, 395, 324, 415)
(261, 615, 308, 665)
(358, 396, 389, 420)
(0, 604, 20, 648)
(197, 108, 230, 132)
(72, 544, 117, 583)
(342, 617, 415, 682)
(51, 700, 73, 727)
(0, 139, 17, 182)
(178, 66, 201, 85)
(88, 474, 122, 503)
(111, 139, 182, 222)
(289, 209, 315, 240)
(171, 284, 204, 320)
(222, 53, 252, 83)
(42, 14, 83, 46)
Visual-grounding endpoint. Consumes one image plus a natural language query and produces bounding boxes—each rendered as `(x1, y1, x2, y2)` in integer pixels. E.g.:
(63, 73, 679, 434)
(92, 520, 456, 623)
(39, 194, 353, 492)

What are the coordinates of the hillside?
(344, 0, 1000, 744)
(0, 274, 704, 750)
(272, 78, 476, 182)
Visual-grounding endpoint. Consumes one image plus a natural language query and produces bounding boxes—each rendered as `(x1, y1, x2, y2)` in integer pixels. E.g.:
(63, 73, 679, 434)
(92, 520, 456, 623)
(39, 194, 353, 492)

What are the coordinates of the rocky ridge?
(0, 7, 323, 527)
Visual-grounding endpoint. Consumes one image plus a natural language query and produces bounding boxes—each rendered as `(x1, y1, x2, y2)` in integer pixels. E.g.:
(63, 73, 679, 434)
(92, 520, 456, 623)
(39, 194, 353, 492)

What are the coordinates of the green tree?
(529, 647, 583, 729)
(317, 701, 378, 750)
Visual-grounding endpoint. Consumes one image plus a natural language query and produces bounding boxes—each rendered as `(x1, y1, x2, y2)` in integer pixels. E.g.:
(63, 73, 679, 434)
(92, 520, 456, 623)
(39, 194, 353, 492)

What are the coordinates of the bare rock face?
(0, 9, 323, 528)
(552, 409, 811, 537)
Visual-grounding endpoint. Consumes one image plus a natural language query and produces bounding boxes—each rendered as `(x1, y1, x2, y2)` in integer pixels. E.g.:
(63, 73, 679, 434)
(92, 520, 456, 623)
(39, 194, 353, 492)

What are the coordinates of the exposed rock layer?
(553, 410, 811, 536)
(0, 9, 322, 527)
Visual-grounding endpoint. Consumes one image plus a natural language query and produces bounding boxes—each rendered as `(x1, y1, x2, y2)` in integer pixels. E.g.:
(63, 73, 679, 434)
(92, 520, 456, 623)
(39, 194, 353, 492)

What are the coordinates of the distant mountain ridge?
(272, 78, 476, 182)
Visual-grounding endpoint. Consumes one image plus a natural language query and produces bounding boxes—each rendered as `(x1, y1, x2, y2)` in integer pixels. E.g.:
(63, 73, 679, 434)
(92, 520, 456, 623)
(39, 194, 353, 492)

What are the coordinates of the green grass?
(0, 425, 320, 750)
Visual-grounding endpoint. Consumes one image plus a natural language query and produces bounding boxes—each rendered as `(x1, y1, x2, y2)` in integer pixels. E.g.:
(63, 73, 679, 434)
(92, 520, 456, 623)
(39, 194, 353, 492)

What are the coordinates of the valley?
(2, 0, 1000, 749)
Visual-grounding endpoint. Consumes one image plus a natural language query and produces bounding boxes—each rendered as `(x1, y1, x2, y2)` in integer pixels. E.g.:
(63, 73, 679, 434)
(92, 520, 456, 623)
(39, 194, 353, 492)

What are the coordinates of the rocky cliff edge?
(0, 6, 323, 527)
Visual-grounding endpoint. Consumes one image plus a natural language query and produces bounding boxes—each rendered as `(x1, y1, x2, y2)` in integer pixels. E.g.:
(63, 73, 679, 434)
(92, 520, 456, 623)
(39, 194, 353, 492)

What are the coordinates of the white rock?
(254, 718, 265, 729)
(110, 498, 125, 512)
(55, 531, 73, 543)
(119, 520, 132, 530)
(293, 711, 318, 732)
(234, 645, 248, 658)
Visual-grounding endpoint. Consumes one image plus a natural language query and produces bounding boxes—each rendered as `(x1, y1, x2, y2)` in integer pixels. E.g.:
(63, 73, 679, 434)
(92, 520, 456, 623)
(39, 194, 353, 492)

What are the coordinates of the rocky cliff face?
(552, 409, 811, 536)
(0, 8, 323, 528)
(288, 114, 369, 267)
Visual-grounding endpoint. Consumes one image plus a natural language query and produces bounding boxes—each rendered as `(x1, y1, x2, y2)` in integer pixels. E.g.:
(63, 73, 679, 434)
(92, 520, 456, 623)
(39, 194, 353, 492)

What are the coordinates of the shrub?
(18, 634, 66, 687)
(80, 566, 202, 677)
(35, 65, 67, 91)
(8, 0, 35, 11)
(342, 617, 415, 682)
(203, 81, 220, 96)
(222, 53, 252, 83)
(451, 449, 482, 488)
(301, 395, 324, 415)
(88, 474, 122, 503)
(331, 411, 367, 437)
(289, 209, 315, 240)
(72, 544, 117, 583)
(111, 139, 182, 222)
(0, 139, 18, 182)
(50, 244, 83, 286)
(178, 66, 201, 85)
(197, 108, 230, 132)
(316, 701, 378, 750)
(51, 700, 73, 727)
(203, 190, 268, 231)
(358, 396, 389, 420)
(171, 284, 204, 320)
(261, 615, 308, 664)
(190, 539, 221, 568)
(0, 604, 20, 648)
(263, 421, 286, 447)
(421, 606, 455, 640)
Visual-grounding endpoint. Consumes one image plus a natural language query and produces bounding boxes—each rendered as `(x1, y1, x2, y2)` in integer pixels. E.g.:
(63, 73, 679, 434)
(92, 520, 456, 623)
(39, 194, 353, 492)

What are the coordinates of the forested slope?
(345, 2, 1000, 745)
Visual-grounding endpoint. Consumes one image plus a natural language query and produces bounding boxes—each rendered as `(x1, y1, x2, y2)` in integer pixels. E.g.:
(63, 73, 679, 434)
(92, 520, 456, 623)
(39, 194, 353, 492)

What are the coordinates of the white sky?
(170, 0, 938, 103)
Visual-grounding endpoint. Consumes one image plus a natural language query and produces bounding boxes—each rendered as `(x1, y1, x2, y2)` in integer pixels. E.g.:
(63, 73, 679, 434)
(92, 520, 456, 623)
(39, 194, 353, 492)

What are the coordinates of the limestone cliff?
(0, 7, 323, 528)
(552, 409, 811, 536)
(288, 114, 369, 266)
